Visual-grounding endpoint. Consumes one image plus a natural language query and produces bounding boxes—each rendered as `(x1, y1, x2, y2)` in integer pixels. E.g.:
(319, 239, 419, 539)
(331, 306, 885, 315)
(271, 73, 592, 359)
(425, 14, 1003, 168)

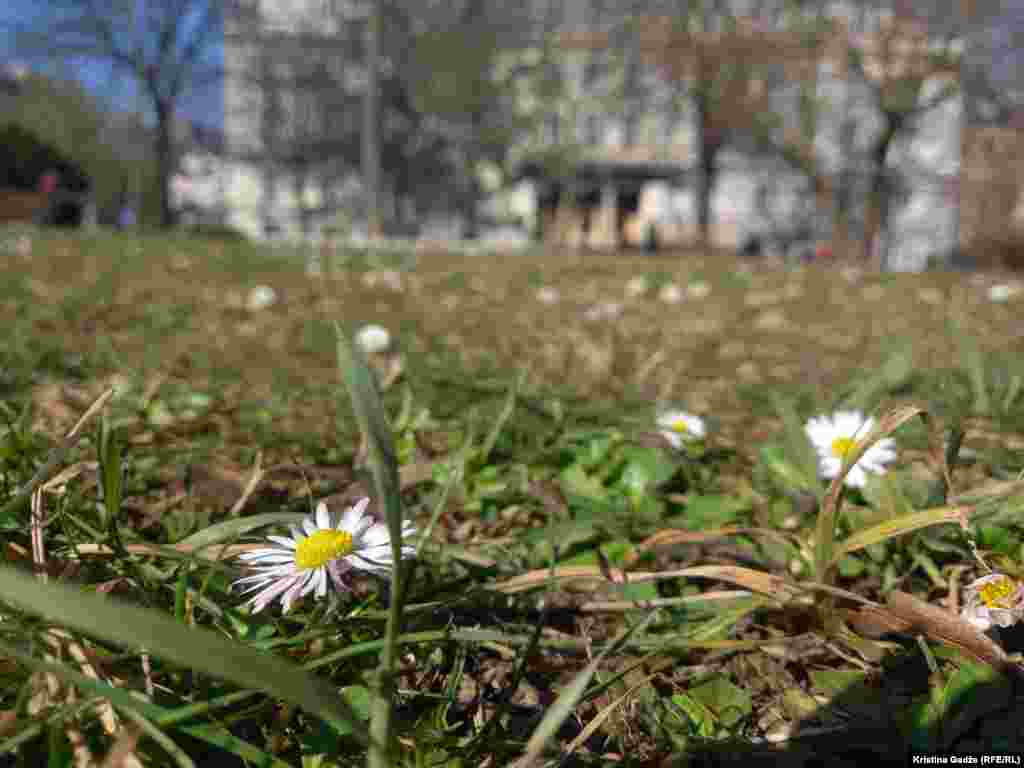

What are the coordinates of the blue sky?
(0, 0, 223, 129)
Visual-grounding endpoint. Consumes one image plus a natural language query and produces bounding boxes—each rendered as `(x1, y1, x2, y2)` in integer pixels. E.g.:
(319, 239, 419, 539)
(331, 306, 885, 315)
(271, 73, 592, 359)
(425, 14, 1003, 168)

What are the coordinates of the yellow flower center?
(830, 437, 856, 459)
(671, 418, 689, 434)
(295, 530, 354, 570)
(978, 576, 1018, 609)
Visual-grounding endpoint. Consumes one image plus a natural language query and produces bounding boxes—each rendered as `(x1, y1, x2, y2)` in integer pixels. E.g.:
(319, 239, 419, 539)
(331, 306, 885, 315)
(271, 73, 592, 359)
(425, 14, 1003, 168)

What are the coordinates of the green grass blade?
(0, 566, 369, 744)
(334, 320, 404, 768)
(514, 612, 657, 767)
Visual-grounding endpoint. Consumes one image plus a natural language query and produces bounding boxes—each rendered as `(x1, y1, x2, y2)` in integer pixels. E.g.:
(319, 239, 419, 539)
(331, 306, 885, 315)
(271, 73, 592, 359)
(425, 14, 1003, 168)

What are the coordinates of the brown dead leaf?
(845, 590, 1024, 681)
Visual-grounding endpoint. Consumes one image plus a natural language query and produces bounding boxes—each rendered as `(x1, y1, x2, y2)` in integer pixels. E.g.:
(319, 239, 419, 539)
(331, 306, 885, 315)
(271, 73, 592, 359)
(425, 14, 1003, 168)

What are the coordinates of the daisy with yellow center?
(804, 410, 896, 488)
(656, 409, 706, 450)
(961, 573, 1024, 631)
(233, 497, 416, 613)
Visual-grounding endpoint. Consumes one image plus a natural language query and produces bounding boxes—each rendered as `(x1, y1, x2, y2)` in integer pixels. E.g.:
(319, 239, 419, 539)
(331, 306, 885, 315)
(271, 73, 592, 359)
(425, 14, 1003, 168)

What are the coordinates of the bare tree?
(401, 0, 540, 238)
(837, 3, 961, 268)
(14, 0, 223, 229)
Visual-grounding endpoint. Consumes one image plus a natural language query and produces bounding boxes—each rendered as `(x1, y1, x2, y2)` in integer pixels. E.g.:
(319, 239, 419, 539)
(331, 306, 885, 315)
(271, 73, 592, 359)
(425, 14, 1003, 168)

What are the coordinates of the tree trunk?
(362, 0, 382, 238)
(695, 89, 721, 250)
(863, 122, 897, 269)
(155, 101, 175, 230)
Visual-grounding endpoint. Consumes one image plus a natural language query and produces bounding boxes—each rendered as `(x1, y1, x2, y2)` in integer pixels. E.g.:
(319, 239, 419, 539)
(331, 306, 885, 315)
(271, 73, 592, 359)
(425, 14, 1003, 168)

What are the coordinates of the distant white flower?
(233, 498, 416, 613)
(687, 280, 711, 299)
(988, 283, 1022, 303)
(583, 301, 623, 322)
(625, 275, 648, 298)
(658, 282, 683, 304)
(840, 266, 862, 284)
(657, 409, 706, 449)
(804, 411, 896, 488)
(355, 324, 391, 354)
(15, 235, 31, 258)
(536, 286, 560, 305)
(246, 285, 277, 312)
(362, 270, 403, 292)
(961, 573, 1024, 631)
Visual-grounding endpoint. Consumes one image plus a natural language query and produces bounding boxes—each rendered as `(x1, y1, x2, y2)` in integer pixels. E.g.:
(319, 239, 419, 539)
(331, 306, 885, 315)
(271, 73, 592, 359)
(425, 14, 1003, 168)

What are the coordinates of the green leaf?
(332, 686, 373, 737)
(671, 692, 716, 738)
(759, 443, 817, 493)
(559, 462, 606, 501)
(615, 445, 676, 497)
(683, 495, 748, 529)
(686, 674, 752, 730)
(809, 669, 866, 696)
(837, 555, 866, 578)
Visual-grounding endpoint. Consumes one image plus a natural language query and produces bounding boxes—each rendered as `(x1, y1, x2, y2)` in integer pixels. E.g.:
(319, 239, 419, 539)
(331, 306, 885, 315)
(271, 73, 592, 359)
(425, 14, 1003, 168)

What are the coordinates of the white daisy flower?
(625, 275, 648, 298)
(657, 409, 706, 449)
(246, 284, 277, 312)
(658, 282, 683, 304)
(583, 301, 623, 322)
(961, 573, 1024, 631)
(355, 324, 392, 354)
(804, 411, 896, 488)
(536, 286, 560, 305)
(362, 270, 404, 292)
(988, 283, 1021, 303)
(233, 498, 416, 614)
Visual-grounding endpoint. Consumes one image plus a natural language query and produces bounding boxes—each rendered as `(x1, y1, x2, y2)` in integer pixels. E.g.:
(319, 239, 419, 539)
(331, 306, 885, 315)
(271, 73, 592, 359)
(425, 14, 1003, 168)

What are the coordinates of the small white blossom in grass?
(804, 411, 896, 488)
(246, 284, 277, 312)
(233, 498, 416, 614)
(658, 282, 683, 304)
(362, 270, 404, 292)
(536, 286, 560, 305)
(625, 275, 648, 298)
(961, 573, 1024, 631)
(657, 409, 706, 449)
(583, 301, 623, 322)
(988, 283, 1022, 303)
(687, 280, 711, 299)
(355, 324, 391, 354)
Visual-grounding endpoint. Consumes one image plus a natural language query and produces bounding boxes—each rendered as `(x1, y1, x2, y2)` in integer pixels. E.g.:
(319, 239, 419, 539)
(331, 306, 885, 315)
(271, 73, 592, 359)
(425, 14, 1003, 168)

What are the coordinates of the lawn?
(1, 227, 1024, 766)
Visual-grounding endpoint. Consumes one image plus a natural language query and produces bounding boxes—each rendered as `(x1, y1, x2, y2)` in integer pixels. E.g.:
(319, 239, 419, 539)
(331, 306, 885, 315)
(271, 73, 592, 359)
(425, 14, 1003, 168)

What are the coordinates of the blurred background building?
(3, 0, 1023, 271)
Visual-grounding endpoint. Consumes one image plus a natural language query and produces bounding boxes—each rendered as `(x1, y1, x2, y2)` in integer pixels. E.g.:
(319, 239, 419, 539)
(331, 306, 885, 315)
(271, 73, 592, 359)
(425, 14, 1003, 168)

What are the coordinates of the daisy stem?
(336, 320, 405, 766)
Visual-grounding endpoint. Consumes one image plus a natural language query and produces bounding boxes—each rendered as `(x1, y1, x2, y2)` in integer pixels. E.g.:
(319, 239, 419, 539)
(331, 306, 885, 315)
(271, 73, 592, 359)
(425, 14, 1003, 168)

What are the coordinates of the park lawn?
(0, 229, 1023, 765)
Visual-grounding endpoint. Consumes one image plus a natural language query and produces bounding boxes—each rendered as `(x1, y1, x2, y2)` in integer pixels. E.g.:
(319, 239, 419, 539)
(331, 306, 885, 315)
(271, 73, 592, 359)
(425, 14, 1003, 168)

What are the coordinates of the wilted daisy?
(657, 409, 706, 449)
(804, 411, 896, 488)
(355, 324, 392, 354)
(233, 498, 416, 614)
(961, 573, 1024, 631)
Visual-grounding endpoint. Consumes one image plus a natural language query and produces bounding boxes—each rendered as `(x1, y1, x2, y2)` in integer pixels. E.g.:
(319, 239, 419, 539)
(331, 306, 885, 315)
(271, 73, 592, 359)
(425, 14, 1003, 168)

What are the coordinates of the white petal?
(266, 535, 297, 549)
(316, 502, 332, 530)
(359, 523, 392, 548)
(819, 457, 842, 478)
(843, 465, 868, 488)
(341, 498, 372, 531)
(239, 552, 296, 565)
(302, 516, 319, 536)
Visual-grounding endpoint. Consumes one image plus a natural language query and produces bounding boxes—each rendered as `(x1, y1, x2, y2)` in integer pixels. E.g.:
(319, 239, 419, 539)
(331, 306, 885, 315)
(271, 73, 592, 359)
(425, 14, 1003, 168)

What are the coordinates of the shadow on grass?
(668, 633, 1024, 767)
